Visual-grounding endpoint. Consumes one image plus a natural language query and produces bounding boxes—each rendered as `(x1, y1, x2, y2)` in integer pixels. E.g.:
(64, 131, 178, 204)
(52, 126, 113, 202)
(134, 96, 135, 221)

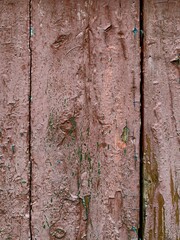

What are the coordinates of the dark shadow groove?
(139, 0, 144, 239)
(28, 0, 32, 239)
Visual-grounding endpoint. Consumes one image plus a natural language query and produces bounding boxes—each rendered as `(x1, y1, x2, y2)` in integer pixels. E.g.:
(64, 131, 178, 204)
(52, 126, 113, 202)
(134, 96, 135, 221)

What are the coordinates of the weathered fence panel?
(30, 1, 140, 239)
(1, 1, 179, 239)
(0, 1, 30, 239)
(143, 1, 180, 239)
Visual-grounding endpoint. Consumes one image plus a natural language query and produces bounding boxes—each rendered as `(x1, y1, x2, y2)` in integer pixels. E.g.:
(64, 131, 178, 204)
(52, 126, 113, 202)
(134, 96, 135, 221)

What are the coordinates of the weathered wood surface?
(1, 1, 179, 239)
(0, 1, 30, 239)
(30, 1, 140, 239)
(143, 1, 180, 239)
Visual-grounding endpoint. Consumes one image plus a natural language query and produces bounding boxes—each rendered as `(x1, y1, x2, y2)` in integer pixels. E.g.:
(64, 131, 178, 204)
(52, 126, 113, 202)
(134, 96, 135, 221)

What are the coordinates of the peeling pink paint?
(30, 1, 140, 239)
(0, 1, 179, 240)
(143, 1, 180, 239)
(0, 1, 30, 239)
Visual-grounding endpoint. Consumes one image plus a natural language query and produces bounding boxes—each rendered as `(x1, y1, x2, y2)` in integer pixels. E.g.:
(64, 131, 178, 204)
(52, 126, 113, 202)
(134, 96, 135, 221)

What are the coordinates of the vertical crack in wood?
(139, 0, 144, 239)
(28, 0, 32, 239)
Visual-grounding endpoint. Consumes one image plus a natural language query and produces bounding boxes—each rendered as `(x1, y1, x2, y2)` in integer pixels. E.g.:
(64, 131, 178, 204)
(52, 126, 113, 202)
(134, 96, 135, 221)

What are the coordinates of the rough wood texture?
(0, 1, 30, 239)
(31, 1, 140, 239)
(143, 1, 180, 239)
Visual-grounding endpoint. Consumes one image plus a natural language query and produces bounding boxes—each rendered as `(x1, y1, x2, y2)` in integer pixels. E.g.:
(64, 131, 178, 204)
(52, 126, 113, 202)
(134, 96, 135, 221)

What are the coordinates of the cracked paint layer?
(0, 0, 30, 239)
(143, 0, 180, 239)
(30, 1, 140, 239)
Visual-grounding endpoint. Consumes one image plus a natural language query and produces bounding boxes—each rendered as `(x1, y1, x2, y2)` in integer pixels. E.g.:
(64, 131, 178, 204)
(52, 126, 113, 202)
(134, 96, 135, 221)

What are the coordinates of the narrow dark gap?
(28, 0, 33, 239)
(139, 0, 144, 239)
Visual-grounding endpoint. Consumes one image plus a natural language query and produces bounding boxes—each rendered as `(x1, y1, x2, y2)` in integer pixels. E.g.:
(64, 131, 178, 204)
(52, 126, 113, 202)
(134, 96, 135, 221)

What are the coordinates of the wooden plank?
(31, 1, 140, 239)
(143, 1, 180, 239)
(0, 1, 30, 239)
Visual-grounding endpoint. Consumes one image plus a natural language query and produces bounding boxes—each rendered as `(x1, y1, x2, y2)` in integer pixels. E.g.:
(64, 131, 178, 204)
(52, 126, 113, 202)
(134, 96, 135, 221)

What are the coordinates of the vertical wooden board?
(87, 1, 141, 239)
(143, 1, 180, 239)
(31, 1, 140, 239)
(0, 0, 30, 239)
